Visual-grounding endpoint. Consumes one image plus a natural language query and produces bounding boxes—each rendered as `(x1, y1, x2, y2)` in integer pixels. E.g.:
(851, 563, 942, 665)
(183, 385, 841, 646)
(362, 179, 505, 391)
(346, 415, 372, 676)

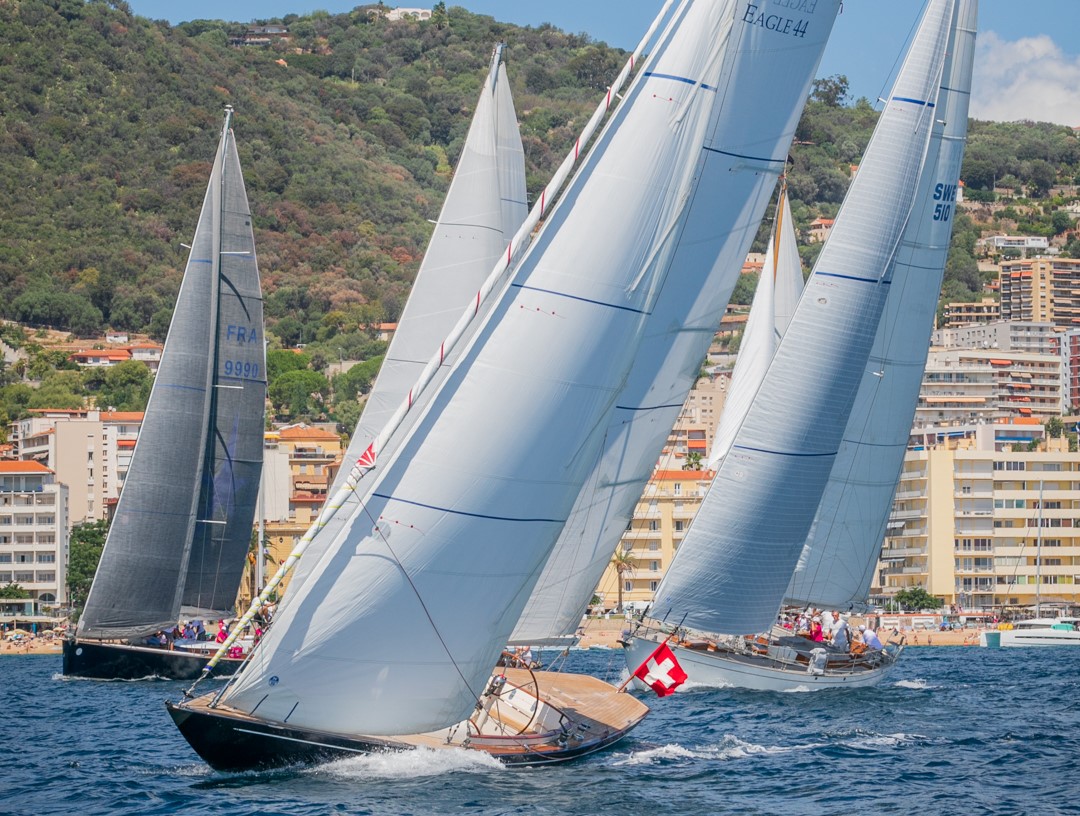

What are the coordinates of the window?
(650, 581, 659, 592)
(647, 541, 660, 551)
(674, 521, 685, 532)
(649, 520, 658, 531)
(649, 561, 659, 572)
(624, 581, 632, 593)
(36, 553, 54, 563)
(674, 483, 682, 496)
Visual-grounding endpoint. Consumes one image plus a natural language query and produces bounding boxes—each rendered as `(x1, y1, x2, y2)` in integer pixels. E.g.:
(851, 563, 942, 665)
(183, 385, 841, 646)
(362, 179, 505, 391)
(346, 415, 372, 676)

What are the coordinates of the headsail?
(507, 8, 837, 647)
(78, 109, 266, 639)
(710, 181, 803, 468)
(786, 0, 977, 610)
(651, 0, 956, 637)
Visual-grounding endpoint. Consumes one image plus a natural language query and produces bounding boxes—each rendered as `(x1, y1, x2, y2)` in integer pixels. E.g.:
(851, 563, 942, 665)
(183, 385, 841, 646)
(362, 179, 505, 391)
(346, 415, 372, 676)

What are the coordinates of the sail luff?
(651, 0, 957, 637)
(785, 0, 977, 610)
(206, 3, 838, 722)
(78, 111, 233, 640)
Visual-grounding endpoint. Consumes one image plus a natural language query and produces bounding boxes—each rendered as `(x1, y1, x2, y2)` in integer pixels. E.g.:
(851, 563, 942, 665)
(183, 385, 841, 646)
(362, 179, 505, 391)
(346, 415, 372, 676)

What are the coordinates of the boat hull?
(167, 668, 649, 770)
(624, 635, 900, 692)
(62, 639, 243, 680)
(993, 630, 1080, 647)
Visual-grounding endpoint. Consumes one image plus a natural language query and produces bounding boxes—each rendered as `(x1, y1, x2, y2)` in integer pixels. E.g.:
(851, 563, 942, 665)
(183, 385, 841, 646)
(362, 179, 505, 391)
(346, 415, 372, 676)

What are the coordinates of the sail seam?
(510, 284, 651, 315)
(731, 446, 837, 458)
(816, 272, 893, 284)
(370, 492, 564, 524)
(643, 71, 717, 92)
(701, 146, 785, 164)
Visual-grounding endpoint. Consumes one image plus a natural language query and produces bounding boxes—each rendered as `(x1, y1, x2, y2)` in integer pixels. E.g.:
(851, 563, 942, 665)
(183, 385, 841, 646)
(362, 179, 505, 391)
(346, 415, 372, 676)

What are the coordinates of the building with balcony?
(932, 321, 1060, 356)
(0, 461, 69, 609)
(593, 469, 711, 612)
(999, 257, 1080, 326)
(237, 424, 342, 607)
(1059, 327, 1080, 413)
(8, 409, 141, 526)
(940, 298, 1000, 328)
(874, 431, 1080, 613)
(915, 348, 1061, 427)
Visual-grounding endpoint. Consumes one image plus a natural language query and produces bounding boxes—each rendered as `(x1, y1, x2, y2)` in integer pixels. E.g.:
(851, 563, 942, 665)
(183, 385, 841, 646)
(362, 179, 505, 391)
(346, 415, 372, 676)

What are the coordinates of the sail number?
(932, 182, 957, 222)
(224, 360, 259, 378)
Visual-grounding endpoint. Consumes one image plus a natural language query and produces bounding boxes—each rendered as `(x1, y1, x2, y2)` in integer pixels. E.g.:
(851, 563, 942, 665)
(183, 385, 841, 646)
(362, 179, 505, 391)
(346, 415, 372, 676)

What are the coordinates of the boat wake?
(616, 735, 827, 765)
(313, 747, 505, 779)
(893, 678, 932, 690)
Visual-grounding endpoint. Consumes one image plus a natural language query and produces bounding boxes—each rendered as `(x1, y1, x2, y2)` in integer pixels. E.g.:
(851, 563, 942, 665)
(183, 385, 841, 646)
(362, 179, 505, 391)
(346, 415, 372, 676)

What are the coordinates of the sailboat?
(63, 107, 267, 680)
(166, 0, 840, 771)
(625, 0, 977, 691)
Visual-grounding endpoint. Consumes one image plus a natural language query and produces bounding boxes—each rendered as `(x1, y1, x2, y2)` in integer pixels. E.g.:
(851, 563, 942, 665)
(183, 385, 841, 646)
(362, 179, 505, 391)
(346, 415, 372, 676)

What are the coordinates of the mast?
(1035, 479, 1044, 617)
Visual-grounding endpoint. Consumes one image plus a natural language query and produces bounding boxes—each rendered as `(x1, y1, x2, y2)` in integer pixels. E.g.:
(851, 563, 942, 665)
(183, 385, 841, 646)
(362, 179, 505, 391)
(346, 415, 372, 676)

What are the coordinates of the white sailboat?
(63, 107, 267, 680)
(167, 0, 840, 770)
(626, 0, 977, 691)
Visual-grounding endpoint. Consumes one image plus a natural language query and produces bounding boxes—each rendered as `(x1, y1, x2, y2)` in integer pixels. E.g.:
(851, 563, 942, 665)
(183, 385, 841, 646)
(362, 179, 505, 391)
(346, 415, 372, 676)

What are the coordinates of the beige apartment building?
(916, 348, 1061, 427)
(940, 297, 999, 328)
(875, 429, 1080, 613)
(999, 257, 1080, 326)
(593, 468, 710, 613)
(9, 409, 141, 526)
(237, 424, 343, 607)
(0, 461, 69, 610)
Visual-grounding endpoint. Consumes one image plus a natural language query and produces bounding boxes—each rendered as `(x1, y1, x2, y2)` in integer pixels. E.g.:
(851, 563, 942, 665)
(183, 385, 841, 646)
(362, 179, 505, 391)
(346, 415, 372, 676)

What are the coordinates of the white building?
(0, 461, 69, 608)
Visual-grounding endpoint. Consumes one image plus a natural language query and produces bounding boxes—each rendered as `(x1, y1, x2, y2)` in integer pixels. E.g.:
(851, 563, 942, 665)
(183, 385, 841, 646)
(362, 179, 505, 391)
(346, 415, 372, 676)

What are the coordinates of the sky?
(128, 1, 1080, 126)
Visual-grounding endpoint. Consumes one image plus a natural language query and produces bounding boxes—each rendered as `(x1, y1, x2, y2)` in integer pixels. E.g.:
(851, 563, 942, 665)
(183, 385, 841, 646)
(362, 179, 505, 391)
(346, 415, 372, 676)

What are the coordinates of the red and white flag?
(632, 641, 687, 697)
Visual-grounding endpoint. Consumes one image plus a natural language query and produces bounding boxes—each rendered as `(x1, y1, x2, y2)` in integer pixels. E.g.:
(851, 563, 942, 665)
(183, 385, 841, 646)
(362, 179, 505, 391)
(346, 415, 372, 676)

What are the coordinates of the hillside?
(1, 0, 1079, 427)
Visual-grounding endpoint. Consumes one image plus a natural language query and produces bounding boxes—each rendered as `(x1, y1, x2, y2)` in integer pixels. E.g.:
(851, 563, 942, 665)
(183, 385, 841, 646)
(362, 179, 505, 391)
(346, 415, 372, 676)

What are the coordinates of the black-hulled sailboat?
(63, 106, 266, 680)
(167, 1, 840, 771)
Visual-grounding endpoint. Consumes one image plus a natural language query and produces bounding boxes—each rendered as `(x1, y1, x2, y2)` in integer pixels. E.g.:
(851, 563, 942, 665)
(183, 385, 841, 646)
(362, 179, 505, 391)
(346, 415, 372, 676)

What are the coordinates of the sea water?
(3, 646, 1076, 815)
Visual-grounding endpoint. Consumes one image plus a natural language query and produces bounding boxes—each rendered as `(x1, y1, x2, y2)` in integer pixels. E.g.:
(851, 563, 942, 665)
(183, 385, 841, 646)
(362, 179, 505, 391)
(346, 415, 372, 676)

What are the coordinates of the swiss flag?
(632, 641, 687, 697)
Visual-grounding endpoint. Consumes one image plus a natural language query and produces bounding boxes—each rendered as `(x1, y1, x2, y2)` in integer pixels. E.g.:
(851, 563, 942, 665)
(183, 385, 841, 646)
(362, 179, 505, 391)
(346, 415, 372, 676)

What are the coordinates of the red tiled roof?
(101, 412, 145, 422)
(0, 460, 53, 473)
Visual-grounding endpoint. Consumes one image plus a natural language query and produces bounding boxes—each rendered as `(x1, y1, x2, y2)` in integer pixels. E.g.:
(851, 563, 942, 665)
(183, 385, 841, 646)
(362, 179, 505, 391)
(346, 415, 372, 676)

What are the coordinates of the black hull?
(62, 639, 243, 680)
(166, 695, 640, 771)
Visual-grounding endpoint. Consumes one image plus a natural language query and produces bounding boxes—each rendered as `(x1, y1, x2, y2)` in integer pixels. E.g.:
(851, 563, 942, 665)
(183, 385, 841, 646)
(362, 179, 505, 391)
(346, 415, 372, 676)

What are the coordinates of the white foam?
(617, 735, 827, 765)
(313, 747, 504, 779)
(893, 678, 931, 690)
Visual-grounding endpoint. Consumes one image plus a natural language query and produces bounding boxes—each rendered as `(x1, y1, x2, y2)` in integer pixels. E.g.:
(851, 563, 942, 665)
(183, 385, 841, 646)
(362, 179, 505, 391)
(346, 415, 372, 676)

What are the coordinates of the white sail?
(220, 0, 840, 736)
(505, 3, 839, 647)
(710, 184, 803, 468)
(283, 48, 528, 607)
(786, 0, 977, 610)
(651, 0, 956, 637)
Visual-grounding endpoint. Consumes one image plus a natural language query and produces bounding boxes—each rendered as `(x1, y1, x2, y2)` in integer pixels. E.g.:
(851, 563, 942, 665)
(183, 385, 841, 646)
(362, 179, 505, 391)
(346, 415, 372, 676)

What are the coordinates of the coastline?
(1, 618, 985, 657)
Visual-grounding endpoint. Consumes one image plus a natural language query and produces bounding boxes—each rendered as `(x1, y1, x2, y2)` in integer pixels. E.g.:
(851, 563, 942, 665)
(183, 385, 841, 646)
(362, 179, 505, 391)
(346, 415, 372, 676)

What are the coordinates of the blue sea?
(3, 646, 1076, 816)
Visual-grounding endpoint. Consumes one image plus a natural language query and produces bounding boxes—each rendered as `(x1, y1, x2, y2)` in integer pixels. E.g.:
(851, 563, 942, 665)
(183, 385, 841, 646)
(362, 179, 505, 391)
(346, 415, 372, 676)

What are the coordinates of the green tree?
(66, 519, 109, 615)
(91, 359, 152, 411)
(0, 583, 30, 599)
(610, 547, 636, 612)
(269, 368, 329, 418)
(894, 586, 942, 612)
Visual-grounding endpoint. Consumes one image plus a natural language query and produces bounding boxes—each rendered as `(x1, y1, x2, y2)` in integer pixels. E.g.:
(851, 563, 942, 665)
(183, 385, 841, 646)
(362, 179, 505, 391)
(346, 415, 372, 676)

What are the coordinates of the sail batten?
(651, 0, 958, 638)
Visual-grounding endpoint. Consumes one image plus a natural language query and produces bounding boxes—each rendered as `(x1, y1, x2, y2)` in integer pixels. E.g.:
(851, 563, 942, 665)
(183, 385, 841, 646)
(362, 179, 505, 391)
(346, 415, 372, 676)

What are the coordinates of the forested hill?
(2, 0, 1079, 350)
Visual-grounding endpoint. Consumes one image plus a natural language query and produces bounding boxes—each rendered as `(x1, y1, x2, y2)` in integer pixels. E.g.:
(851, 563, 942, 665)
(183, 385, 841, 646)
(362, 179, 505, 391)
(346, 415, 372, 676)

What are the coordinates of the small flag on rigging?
(631, 641, 687, 697)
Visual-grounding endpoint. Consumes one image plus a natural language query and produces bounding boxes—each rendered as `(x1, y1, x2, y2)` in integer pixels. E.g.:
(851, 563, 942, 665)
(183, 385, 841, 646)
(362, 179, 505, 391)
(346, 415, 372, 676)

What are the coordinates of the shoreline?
(1, 619, 988, 657)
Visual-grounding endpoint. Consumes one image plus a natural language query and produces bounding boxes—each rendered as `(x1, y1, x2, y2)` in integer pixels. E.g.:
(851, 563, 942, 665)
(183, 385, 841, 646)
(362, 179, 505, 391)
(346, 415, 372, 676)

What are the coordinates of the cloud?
(971, 32, 1080, 126)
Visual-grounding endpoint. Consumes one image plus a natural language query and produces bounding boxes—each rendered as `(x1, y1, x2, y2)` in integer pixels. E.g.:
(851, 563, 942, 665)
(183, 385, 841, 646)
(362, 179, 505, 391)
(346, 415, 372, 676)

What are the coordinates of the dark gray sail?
(183, 126, 266, 617)
(78, 108, 265, 640)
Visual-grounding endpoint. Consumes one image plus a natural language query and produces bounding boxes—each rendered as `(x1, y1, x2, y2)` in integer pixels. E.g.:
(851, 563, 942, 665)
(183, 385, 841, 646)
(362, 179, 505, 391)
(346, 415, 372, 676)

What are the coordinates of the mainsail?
(78, 107, 266, 640)
(651, 0, 957, 637)
(786, 0, 977, 610)
(507, 12, 836, 647)
(218, 1, 840, 737)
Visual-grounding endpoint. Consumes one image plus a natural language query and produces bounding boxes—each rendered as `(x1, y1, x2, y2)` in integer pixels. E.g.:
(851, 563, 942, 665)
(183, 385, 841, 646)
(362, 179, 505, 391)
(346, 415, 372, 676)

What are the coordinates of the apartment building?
(9, 409, 141, 525)
(874, 429, 1080, 612)
(940, 298, 999, 328)
(915, 348, 1061, 427)
(1060, 327, 1080, 413)
(594, 469, 710, 613)
(999, 257, 1080, 326)
(0, 461, 69, 609)
(931, 321, 1060, 356)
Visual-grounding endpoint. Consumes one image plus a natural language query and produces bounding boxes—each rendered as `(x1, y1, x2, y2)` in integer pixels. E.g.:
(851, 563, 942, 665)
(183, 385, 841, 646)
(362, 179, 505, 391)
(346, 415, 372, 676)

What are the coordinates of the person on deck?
(809, 616, 824, 642)
(859, 624, 883, 650)
(215, 620, 229, 644)
(828, 611, 850, 651)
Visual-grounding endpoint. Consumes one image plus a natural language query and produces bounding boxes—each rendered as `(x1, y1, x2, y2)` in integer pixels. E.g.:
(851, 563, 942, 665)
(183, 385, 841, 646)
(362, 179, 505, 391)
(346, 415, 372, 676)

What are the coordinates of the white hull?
(981, 628, 1080, 648)
(624, 634, 901, 692)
